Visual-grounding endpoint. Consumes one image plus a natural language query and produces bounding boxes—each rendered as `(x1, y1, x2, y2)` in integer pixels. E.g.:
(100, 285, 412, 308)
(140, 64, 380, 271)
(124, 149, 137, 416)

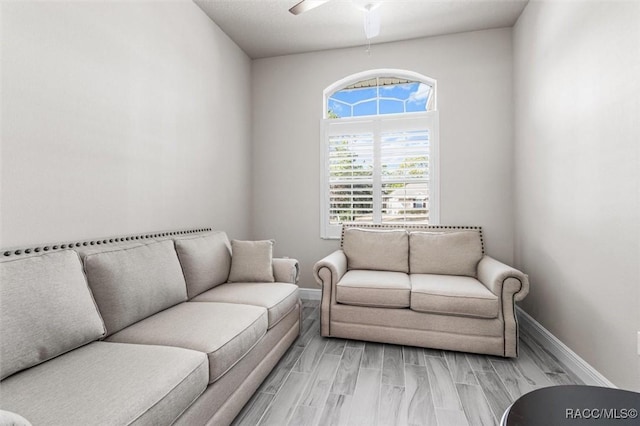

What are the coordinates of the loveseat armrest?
(273, 258, 300, 284)
(313, 250, 348, 336)
(477, 255, 529, 302)
(313, 250, 348, 288)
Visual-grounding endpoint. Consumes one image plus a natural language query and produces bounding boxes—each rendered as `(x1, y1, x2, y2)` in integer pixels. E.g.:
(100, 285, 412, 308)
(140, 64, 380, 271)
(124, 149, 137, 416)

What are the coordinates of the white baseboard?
(299, 288, 321, 300)
(517, 306, 616, 388)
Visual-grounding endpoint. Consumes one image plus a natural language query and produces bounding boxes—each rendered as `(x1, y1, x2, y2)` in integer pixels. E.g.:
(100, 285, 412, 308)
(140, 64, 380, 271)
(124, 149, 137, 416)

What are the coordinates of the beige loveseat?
(0, 229, 300, 426)
(313, 224, 529, 357)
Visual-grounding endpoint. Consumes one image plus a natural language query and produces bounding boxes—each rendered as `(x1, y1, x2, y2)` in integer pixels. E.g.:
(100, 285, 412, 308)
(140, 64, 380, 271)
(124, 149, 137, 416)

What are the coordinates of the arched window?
(321, 69, 439, 238)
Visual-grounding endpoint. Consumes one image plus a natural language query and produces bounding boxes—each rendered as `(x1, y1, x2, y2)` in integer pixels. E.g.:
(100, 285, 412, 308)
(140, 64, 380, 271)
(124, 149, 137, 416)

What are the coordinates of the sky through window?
(328, 81, 431, 118)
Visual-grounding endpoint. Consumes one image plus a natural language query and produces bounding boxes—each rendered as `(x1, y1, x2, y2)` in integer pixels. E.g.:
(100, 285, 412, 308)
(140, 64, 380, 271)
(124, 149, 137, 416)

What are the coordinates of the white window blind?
(381, 128, 430, 223)
(321, 113, 439, 238)
(328, 132, 374, 224)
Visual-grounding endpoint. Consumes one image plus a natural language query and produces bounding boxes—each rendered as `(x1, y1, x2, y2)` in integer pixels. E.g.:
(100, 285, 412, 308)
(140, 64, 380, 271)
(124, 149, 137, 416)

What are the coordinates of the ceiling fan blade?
(289, 0, 330, 15)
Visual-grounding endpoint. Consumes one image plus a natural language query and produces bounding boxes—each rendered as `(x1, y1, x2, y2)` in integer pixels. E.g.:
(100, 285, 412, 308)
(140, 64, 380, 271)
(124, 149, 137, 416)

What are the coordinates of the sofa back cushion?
(409, 231, 483, 277)
(343, 228, 409, 273)
(0, 250, 106, 380)
(83, 240, 187, 336)
(174, 232, 232, 298)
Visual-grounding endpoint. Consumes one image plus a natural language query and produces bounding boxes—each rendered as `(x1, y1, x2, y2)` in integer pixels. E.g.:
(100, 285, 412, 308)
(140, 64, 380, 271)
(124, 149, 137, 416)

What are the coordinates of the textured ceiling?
(195, 0, 528, 59)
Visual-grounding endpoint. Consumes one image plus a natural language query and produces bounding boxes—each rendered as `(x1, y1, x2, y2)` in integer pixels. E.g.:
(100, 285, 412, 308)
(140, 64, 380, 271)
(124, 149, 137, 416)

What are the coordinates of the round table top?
(502, 385, 640, 426)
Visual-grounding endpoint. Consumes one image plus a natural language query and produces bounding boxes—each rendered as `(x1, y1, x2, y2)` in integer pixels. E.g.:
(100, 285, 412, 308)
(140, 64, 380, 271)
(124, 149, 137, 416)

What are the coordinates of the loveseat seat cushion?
(106, 302, 268, 383)
(0, 341, 208, 426)
(174, 232, 232, 298)
(337, 270, 411, 308)
(409, 231, 483, 277)
(410, 274, 499, 318)
(190, 283, 299, 329)
(343, 228, 409, 273)
(83, 240, 188, 336)
(0, 250, 105, 380)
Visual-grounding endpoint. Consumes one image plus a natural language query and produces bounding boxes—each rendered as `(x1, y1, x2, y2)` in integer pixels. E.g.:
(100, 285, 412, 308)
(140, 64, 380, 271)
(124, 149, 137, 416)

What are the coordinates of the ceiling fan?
(289, 0, 330, 15)
(289, 0, 382, 39)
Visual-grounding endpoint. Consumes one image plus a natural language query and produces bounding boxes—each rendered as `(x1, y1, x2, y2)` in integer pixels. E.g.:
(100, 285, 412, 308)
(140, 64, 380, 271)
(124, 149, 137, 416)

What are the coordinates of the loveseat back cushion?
(0, 250, 106, 380)
(409, 231, 483, 277)
(174, 232, 232, 298)
(83, 240, 187, 336)
(343, 228, 409, 273)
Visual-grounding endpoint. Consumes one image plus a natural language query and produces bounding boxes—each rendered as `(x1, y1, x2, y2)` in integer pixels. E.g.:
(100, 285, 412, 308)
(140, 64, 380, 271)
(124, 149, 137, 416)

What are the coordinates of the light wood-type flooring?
(232, 299, 581, 426)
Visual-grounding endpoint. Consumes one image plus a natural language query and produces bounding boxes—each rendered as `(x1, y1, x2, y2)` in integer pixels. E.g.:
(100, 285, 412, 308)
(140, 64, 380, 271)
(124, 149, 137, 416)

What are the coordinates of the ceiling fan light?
(363, 6, 381, 39)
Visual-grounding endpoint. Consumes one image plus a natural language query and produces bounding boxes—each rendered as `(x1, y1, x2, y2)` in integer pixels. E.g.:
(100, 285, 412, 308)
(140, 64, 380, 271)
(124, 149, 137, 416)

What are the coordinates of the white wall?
(514, 1, 640, 389)
(252, 28, 515, 288)
(0, 1, 252, 247)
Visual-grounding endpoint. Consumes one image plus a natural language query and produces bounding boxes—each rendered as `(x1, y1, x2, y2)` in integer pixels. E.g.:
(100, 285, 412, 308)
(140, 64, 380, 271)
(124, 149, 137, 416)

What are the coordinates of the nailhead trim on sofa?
(339, 223, 484, 254)
(2, 228, 212, 258)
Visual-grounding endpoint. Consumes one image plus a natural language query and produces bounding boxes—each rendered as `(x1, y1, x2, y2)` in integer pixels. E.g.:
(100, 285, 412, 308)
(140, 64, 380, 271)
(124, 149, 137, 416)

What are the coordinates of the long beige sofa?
(313, 224, 529, 357)
(0, 229, 300, 426)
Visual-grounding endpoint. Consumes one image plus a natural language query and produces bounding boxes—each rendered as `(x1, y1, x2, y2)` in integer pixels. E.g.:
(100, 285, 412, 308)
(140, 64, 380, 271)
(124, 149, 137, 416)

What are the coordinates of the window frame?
(320, 70, 440, 240)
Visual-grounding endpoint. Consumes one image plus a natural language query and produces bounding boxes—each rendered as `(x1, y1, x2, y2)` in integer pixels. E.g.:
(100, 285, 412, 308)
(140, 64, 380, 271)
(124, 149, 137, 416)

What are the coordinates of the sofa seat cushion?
(337, 270, 411, 308)
(410, 274, 499, 318)
(190, 283, 299, 329)
(106, 302, 268, 383)
(0, 341, 208, 426)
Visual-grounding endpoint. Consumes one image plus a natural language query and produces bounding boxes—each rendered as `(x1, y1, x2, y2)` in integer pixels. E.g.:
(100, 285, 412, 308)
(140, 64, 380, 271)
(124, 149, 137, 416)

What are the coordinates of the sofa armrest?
(272, 258, 300, 284)
(477, 255, 529, 302)
(313, 250, 347, 288)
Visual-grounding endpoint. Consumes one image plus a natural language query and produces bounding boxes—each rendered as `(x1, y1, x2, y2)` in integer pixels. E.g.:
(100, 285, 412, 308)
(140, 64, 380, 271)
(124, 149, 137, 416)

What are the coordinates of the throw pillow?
(228, 239, 275, 282)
